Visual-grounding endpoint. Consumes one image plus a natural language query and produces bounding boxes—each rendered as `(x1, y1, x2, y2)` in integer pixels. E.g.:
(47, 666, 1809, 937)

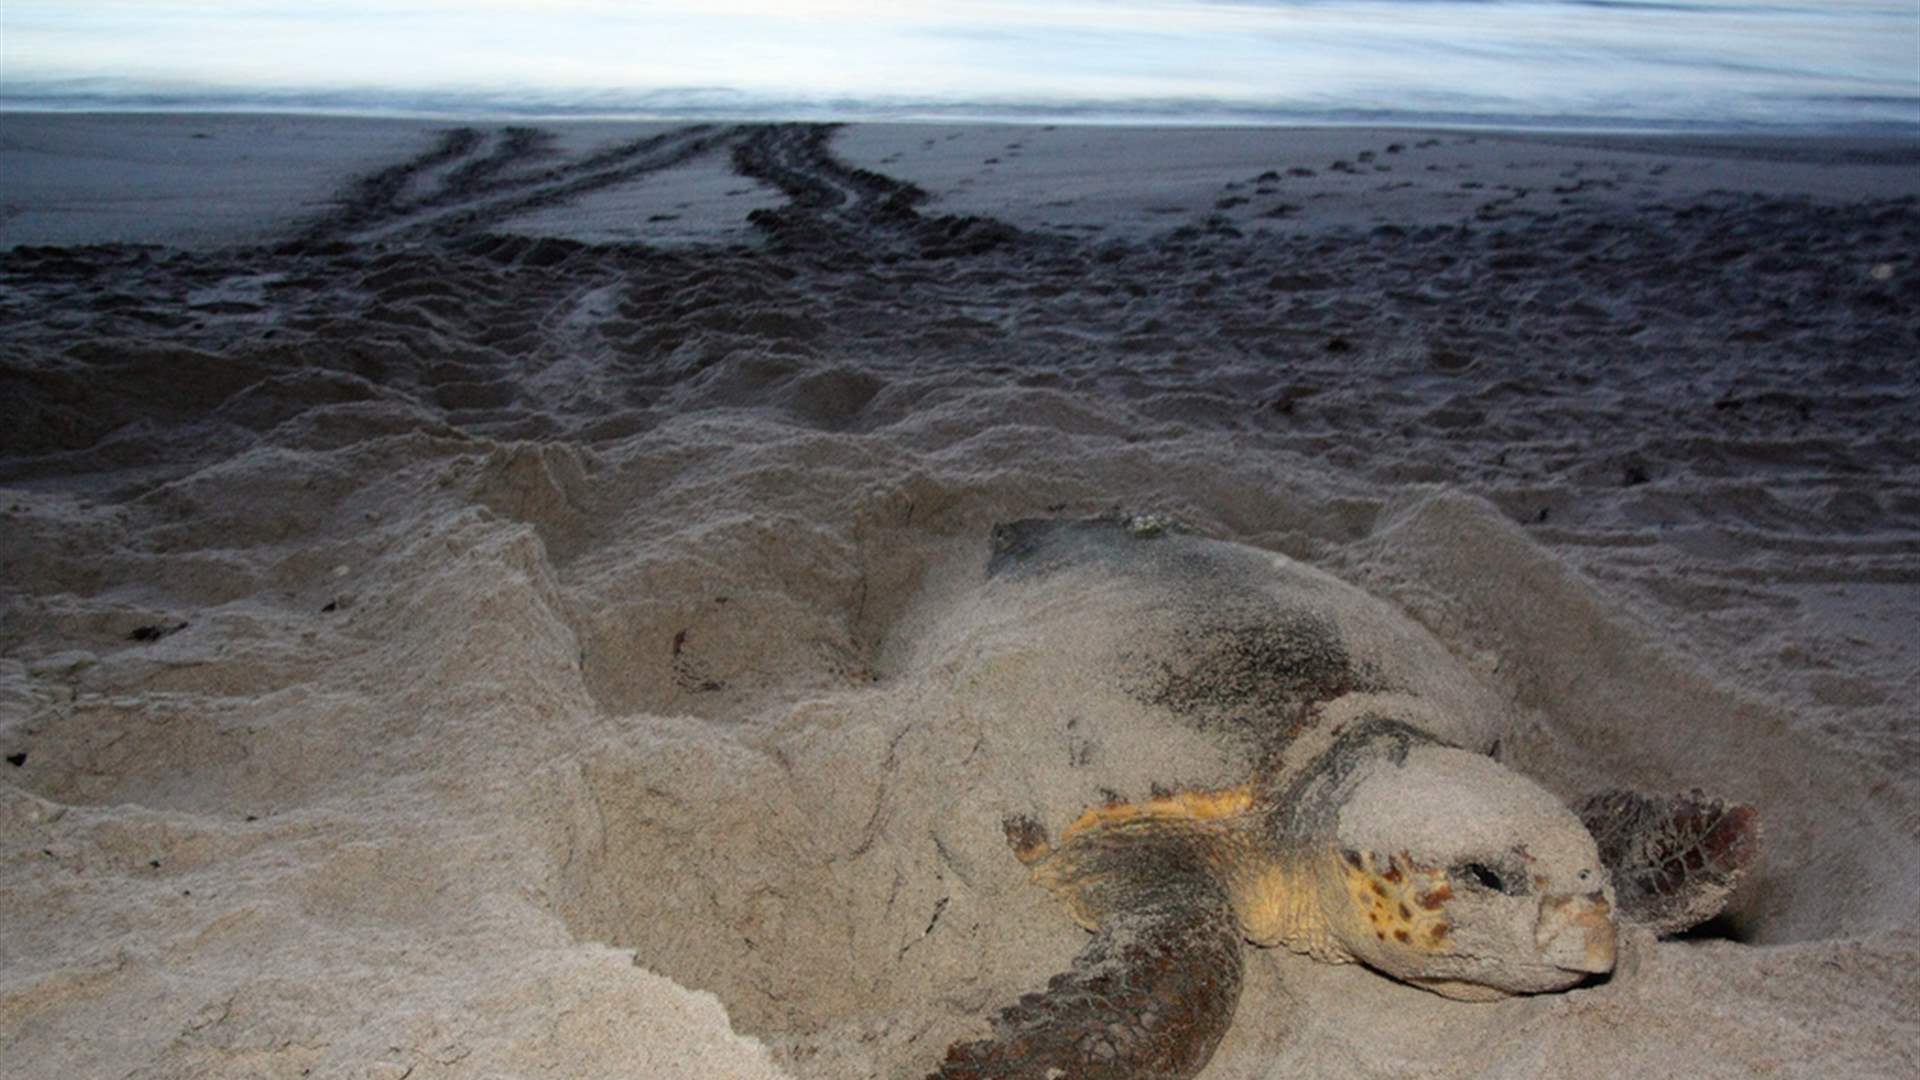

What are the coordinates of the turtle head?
(1317, 743, 1616, 1001)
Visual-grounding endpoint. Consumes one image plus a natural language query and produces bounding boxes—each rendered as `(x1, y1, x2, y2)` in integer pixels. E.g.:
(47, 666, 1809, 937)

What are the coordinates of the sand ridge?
(2, 117, 1918, 1077)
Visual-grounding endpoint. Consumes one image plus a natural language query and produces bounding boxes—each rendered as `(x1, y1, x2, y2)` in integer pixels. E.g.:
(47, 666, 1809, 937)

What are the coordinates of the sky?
(2, 1, 1916, 127)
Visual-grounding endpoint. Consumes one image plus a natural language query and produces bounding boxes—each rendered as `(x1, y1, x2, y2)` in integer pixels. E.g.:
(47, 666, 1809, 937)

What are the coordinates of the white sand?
(2, 113, 1917, 1078)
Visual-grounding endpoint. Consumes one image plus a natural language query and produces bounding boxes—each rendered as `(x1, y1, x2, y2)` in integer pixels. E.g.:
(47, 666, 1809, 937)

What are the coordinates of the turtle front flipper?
(931, 815, 1247, 1079)
(1575, 788, 1760, 936)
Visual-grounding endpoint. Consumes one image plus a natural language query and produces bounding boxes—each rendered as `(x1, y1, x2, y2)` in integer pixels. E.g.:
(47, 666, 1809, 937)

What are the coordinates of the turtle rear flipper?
(1575, 788, 1760, 936)
(932, 829, 1245, 1079)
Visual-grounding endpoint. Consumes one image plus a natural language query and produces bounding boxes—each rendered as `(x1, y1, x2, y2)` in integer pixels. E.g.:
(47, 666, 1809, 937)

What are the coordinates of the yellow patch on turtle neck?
(1233, 857, 1328, 952)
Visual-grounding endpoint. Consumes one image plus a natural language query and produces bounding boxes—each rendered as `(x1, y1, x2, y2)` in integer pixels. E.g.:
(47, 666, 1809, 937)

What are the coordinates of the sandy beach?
(2, 113, 1917, 1078)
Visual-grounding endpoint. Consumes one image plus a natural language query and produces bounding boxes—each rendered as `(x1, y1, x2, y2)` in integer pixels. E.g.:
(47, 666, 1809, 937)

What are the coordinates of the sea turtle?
(929, 516, 1759, 1079)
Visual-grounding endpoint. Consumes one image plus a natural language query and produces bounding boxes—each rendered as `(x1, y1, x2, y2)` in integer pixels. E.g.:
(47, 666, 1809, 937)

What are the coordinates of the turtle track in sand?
(291, 123, 743, 246)
(283, 121, 1023, 256)
(731, 122, 1028, 257)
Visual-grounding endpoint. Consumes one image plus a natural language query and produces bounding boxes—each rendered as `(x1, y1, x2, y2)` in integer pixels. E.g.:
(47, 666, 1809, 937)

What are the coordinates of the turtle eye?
(1455, 862, 1513, 894)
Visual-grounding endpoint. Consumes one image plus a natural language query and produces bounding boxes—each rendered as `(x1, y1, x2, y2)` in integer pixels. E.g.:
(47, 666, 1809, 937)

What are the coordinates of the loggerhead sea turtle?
(930, 516, 1759, 1079)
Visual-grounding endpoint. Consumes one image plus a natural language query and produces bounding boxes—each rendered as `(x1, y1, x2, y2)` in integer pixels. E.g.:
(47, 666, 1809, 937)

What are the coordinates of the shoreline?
(9, 102, 1920, 136)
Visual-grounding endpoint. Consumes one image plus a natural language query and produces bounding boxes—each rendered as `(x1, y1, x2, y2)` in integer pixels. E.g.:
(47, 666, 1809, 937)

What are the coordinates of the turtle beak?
(1536, 891, 1616, 974)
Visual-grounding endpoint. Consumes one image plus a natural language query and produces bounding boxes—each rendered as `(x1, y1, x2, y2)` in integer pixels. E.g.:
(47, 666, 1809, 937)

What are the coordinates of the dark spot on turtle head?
(1394, 929, 1411, 944)
(1398, 902, 1411, 919)
(1341, 848, 1366, 870)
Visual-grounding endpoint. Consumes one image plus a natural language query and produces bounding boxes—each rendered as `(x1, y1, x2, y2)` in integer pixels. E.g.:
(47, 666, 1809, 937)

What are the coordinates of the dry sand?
(2, 113, 1917, 1078)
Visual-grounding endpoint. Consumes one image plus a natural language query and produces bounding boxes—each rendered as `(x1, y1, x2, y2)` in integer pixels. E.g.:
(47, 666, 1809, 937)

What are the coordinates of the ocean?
(2, 0, 1916, 131)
